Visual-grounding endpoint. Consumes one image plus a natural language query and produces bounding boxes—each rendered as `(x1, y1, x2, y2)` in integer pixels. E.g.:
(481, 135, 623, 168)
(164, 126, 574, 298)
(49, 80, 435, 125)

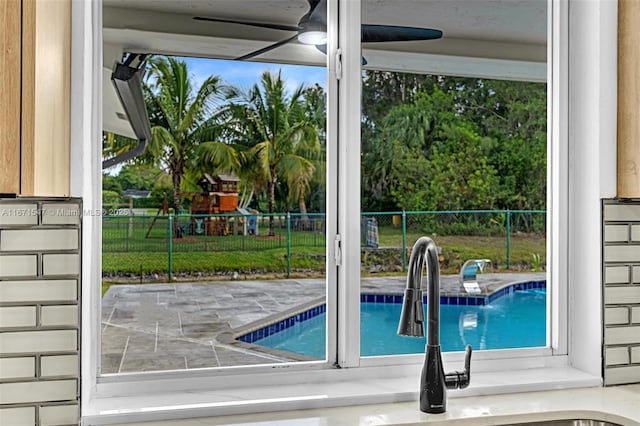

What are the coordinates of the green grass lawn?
(102, 247, 325, 275)
(102, 234, 545, 278)
(434, 234, 545, 271)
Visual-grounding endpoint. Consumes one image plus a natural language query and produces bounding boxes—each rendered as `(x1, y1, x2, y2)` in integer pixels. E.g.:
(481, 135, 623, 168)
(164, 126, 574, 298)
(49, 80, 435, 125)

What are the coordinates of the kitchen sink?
(504, 420, 622, 426)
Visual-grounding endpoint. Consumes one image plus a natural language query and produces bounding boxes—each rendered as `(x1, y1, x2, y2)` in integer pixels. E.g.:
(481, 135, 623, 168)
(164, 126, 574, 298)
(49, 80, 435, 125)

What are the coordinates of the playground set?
(145, 173, 258, 238)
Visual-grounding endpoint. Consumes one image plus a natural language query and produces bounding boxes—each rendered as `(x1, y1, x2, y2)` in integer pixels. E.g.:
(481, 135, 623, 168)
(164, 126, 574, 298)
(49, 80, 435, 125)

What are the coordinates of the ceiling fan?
(193, 0, 443, 61)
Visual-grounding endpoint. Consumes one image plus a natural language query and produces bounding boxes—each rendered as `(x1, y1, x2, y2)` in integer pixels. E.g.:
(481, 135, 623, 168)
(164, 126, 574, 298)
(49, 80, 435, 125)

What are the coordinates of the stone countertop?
(96, 383, 640, 425)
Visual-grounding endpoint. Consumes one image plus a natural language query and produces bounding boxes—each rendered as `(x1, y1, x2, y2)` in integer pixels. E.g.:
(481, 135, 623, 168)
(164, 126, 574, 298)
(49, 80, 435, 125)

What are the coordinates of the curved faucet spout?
(397, 237, 440, 345)
(397, 236, 472, 414)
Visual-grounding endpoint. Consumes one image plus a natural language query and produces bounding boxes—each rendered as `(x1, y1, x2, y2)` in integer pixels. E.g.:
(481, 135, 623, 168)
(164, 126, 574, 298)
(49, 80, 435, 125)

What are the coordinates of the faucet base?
(420, 344, 447, 414)
(398, 237, 473, 414)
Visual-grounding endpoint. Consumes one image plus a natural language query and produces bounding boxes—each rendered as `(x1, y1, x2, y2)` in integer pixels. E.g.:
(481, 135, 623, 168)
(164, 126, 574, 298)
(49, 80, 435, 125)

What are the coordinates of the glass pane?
(359, 2, 548, 356)
(101, 0, 328, 373)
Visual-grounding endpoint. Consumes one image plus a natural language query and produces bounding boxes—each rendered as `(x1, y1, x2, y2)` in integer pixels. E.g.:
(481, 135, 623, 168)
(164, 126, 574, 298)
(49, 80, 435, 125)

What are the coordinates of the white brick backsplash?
(605, 326, 640, 345)
(0, 330, 77, 354)
(39, 404, 79, 426)
(0, 204, 38, 226)
(0, 357, 35, 379)
(40, 305, 78, 327)
(604, 245, 640, 262)
(0, 306, 37, 328)
(0, 406, 35, 426)
(605, 347, 630, 365)
(0, 198, 81, 418)
(605, 307, 629, 325)
(40, 355, 78, 377)
(0, 380, 76, 404)
(604, 204, 640, 221)
(605, 365, 640, 385)
(604, 286, 640, 304)
(605, 225, 629, 242)
(0, 229, 78, 251)
(0, 255, 37, 277)
(42, 253, 80, 275)
(0, 280, 77, 302)
(41, 203, 80, 225)
(602, 201, 640, 386)
(605, 266, 630, 284)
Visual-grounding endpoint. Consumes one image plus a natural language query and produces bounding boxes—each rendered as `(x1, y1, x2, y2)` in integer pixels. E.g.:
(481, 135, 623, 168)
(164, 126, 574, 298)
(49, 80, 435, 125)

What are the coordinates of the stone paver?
(101, 273, 546, 373)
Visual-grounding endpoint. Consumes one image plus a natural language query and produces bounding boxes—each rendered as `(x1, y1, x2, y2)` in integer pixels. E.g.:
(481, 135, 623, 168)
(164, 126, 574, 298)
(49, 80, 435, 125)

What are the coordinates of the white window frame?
(73, 0, 617, 422)
(98, 11, 340, 383)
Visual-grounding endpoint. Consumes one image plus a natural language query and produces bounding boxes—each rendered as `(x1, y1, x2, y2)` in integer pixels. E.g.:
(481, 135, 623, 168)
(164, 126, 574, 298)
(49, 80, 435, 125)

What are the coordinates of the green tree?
(361, 72, 547, 212)
(362, 88, 456, 210)
(230, 71, 320, 235)
(389, 124, 498, 212)
(115, 164, 163, 191)
(291, 84, 326, 218)
(450, 78, 547, 209)
(144, 57, 240, 224)
(102, 174, 123, 194)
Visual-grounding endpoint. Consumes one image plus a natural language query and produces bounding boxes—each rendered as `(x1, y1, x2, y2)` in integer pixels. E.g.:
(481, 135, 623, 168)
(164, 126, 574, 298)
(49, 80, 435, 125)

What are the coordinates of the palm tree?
(231, 71, 320, 236)
(143, 57, 239, 229)
(290, 84, 326, 222)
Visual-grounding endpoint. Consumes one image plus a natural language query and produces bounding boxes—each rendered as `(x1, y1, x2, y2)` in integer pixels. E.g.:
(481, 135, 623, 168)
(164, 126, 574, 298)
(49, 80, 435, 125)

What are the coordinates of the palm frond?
(197, 142, 240, 174)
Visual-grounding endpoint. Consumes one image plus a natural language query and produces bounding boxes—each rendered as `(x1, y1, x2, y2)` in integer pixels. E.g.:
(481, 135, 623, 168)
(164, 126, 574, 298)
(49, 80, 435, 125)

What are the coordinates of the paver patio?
(101, 273, 545, 374)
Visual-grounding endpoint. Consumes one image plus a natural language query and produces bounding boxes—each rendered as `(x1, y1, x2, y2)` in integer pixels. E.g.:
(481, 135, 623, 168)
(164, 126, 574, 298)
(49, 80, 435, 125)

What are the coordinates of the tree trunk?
(172, 173, 181, 213)
(172, 165, 183, 238)
(268, 177, 276, 236)
(298, 193, 310, 230)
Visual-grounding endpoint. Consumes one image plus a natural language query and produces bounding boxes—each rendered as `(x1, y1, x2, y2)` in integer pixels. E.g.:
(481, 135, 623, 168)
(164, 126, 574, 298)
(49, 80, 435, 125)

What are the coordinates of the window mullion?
(325, 0, 339, 366)
(549, 0, 568, 355)
(336, 0, 362, 368)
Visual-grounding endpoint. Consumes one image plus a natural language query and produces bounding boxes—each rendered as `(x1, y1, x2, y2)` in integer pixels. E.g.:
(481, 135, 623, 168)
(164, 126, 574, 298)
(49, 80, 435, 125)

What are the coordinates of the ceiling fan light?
(298, 30, 327, 45)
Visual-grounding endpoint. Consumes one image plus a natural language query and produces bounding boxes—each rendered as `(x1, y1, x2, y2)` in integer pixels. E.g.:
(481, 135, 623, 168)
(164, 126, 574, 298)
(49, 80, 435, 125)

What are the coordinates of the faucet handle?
(464, 344, 472, 374)
(444, 345, 472, 390)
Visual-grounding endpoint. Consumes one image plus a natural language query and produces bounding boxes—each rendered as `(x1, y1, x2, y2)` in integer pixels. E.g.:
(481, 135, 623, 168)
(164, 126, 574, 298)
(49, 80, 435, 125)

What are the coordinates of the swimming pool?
(241, 285, 546, 359)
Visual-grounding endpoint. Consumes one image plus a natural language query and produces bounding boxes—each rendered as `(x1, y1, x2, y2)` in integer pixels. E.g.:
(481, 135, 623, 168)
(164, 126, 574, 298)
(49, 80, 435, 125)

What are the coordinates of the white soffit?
(102, 0, 547, 80)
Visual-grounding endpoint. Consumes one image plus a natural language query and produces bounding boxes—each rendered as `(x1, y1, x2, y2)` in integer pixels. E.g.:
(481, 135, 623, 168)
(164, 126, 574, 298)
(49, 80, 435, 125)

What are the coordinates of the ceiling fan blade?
(306, 0, 327, 26)
(361, 25, 443, 43)
(194, 16, 301, 32)
(236, 34, 300, 61)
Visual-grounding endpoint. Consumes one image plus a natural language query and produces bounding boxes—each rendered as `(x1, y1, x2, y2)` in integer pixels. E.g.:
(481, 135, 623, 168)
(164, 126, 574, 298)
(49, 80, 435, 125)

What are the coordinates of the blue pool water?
(255, 289, 546, 358)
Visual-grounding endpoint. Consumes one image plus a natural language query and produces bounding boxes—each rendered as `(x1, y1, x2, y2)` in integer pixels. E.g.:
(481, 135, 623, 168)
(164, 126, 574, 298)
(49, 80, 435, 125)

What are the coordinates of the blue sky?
(106, 57, 326, 176)
(180, 57, 327, 93)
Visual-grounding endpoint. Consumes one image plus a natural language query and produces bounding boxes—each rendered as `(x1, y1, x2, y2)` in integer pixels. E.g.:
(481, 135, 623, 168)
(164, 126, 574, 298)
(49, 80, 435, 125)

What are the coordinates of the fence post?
(402, 210, 407, 271)
(124, 217, 129, 252)
(127, 197, 134, 239)
(506, 209, 511, 269)
(168, 214, 173, 282)
(286, 212, 291, 277)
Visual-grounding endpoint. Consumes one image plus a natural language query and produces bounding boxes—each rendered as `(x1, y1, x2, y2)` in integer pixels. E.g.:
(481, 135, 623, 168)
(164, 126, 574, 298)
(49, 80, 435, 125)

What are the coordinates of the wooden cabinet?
(0, 0, 70, 196)
(618, 0, 640, 198)
(0, 0, 22, 194)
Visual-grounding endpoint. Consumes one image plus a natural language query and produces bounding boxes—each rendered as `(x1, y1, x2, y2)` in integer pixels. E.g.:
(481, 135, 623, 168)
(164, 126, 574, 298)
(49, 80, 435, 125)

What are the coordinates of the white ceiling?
(102, 0, 547, 138)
